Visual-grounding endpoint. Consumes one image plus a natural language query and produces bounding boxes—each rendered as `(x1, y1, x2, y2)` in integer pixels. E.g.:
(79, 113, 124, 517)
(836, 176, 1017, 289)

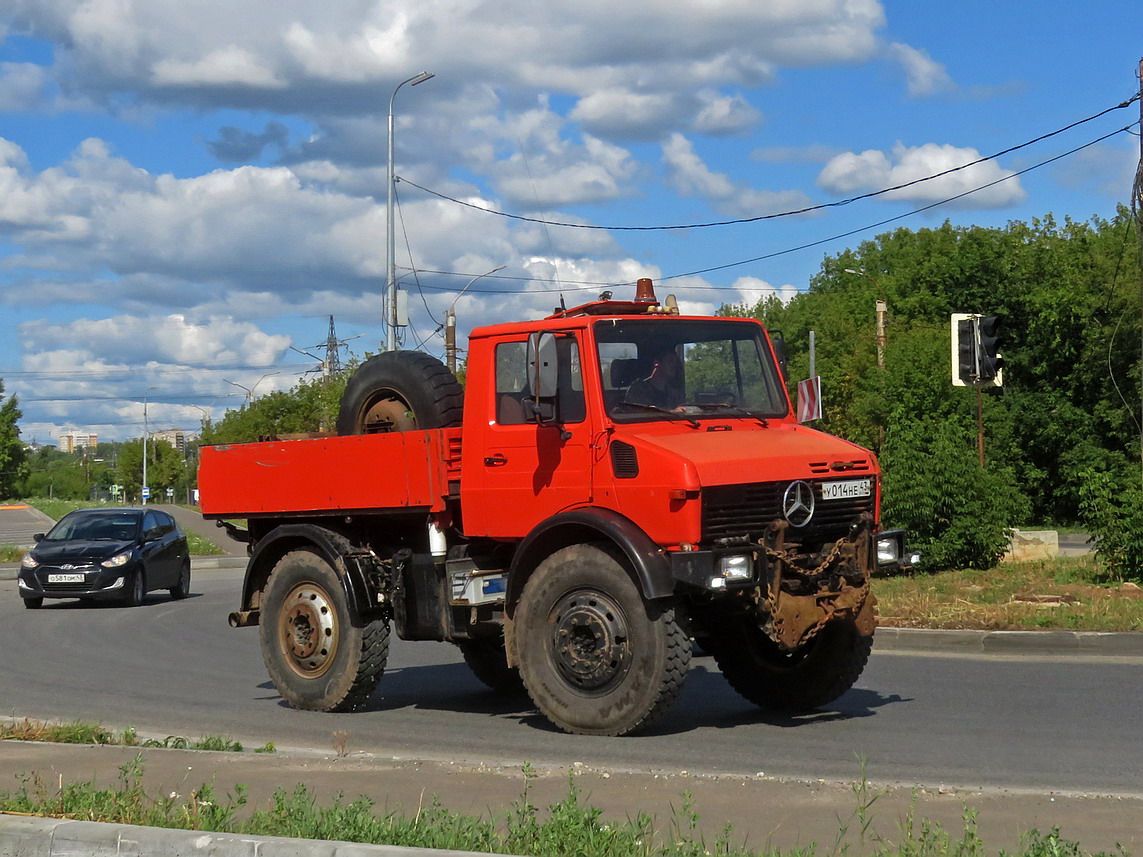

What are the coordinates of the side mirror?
(526, 332, 559, 423)
(768, 329, 788, 383)
(33, 533, 44, 542)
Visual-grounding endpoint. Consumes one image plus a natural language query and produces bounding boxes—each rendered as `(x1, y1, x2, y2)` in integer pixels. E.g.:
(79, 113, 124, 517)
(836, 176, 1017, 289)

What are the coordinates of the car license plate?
(47, 573, 86, 583)
(821, 479, 871, 500)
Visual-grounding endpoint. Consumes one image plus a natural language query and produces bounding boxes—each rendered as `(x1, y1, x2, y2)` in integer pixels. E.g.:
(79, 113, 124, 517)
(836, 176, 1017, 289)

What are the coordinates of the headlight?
(717, 553, 753, 582)
(21, 553, 39, 569)
(876, 536, 900, 564)
(101, 551, 131, 568)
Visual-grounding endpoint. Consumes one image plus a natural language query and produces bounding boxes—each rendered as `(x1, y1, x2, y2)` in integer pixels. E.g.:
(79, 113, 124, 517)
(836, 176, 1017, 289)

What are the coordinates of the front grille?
(702, 479, 874, 545)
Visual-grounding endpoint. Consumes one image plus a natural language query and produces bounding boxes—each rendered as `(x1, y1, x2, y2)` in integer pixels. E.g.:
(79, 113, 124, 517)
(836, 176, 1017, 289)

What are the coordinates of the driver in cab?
(625, 347, 684, 410)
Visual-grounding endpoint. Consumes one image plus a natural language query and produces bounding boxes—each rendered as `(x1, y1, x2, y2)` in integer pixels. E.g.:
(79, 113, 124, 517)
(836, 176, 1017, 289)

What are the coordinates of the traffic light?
(956, 316, 976, 385)
(950, 312, 1004, 388)
(976, 315, 1003, 383)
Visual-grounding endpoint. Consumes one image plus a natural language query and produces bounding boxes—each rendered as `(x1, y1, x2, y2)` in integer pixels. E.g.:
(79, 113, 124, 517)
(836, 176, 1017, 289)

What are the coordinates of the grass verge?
(874, 555, 1143, 632)
(0, 718, 273, 754)
(0, 757, 1122, 857)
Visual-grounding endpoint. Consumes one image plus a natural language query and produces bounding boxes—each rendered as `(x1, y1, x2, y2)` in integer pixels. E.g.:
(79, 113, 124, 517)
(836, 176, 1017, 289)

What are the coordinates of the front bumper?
(18, 566, 131, 600)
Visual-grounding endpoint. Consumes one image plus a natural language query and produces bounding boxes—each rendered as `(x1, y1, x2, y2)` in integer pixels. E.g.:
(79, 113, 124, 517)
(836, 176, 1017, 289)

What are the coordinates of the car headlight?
(21, 553, 39, 569)
(101, 551, 132, 568)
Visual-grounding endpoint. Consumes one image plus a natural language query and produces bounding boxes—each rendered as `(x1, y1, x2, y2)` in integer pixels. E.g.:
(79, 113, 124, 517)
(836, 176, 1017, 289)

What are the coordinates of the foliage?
(734, 210, 1140, 568)
(0, 378, 28, 497)
(1077, 468, 1143, 582)
(116, 438, 186, 503)
(200, 371, 348, 445)
(19, 445, 116, 501)
(0, 759, 1121, 857)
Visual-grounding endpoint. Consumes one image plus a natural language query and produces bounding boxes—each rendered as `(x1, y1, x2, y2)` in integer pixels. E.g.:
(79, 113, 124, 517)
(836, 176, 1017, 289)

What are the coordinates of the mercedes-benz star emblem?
(782, 480, 815, 527)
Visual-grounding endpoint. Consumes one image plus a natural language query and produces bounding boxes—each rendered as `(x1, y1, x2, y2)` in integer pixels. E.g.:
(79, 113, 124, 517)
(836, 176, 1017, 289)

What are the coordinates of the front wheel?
(170, 560, 191, 600)
(515, 544, 690, 736)
(22, 596, 43, 610)
(707, 617, 873, 712)
(259, 548, 389, 712)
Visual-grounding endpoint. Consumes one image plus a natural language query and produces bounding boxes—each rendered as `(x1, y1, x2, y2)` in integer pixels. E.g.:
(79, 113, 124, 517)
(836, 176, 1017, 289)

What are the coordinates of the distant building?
(151, 429, 198, 453)
(59, 432, 99, 452)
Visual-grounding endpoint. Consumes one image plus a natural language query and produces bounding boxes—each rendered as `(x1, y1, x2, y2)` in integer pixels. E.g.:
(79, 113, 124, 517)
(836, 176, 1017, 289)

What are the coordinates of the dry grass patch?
(874, 555, 1143, 632)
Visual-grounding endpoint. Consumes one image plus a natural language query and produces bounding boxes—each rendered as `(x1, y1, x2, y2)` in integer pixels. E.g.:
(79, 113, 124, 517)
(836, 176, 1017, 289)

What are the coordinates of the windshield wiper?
(694, 403, 769, 427)
(617, 401, 700, 428)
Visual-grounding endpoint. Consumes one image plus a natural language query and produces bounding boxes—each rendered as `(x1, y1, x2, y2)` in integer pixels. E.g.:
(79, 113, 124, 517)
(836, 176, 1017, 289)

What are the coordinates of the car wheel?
(22, 596, 43, 610)
(124, 571, 145, 607)
(170, 560, 191, 600)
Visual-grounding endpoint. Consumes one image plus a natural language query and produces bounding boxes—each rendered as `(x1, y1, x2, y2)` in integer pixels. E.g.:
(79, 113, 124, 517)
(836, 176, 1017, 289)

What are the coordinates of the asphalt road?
(2, 566, 1141, 798)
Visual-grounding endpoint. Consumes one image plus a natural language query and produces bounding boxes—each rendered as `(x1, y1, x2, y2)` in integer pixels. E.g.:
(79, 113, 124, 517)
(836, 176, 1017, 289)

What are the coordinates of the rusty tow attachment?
(755, 514, 877, 651)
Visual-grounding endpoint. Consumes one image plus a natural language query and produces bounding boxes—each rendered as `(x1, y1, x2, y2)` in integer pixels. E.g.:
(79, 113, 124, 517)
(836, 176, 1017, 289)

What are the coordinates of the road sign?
(797, 376, 822, 423)
(141, 487, 150, 500)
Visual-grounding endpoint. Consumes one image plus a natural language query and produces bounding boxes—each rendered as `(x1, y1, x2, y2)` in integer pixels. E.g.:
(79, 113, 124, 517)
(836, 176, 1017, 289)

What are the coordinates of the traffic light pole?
(977, 388, 985, 468)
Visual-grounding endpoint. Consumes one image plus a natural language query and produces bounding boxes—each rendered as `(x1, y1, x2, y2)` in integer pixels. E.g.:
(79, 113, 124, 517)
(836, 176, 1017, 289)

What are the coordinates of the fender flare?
(506, 507, 674, 614)
(240, 523, 379, 623)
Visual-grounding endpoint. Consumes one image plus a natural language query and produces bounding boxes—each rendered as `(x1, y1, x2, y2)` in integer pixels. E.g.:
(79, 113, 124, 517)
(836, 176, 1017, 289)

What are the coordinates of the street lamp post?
(445, 265, 506, 373)
(386, 70, 435, 352)
(224, 372, 279, 404)
(142, 386, 156, 505)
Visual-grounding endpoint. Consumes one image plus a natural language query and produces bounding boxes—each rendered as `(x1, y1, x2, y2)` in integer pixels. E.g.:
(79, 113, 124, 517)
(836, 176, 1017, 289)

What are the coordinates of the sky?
(0, 0, 1138, 444)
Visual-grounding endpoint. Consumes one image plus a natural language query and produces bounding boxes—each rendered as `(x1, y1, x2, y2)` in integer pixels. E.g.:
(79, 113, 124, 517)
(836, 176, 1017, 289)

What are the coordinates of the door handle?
(483, 454, 508, 466)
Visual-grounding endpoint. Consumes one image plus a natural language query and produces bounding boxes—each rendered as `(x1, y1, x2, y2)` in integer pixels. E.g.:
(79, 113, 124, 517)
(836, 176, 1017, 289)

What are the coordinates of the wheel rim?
(359, 394, 417, 433)
(279, 582, 339, 678)
(548, 589, 632, 695)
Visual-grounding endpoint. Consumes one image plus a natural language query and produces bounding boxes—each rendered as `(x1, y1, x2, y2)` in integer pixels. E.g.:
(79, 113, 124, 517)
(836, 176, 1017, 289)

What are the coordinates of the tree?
(201, 372, 348, 445)
(117, 438, 185, 503)
(0, 379, 27, 499)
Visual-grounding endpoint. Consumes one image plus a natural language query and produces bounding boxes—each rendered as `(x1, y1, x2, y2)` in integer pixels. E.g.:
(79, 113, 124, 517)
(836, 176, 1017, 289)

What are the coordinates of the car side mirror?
(33, 533, 44, 542)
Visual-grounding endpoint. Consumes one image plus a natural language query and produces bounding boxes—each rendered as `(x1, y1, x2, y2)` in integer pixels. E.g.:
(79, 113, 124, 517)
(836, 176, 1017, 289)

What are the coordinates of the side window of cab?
(494, 336, 586, 425)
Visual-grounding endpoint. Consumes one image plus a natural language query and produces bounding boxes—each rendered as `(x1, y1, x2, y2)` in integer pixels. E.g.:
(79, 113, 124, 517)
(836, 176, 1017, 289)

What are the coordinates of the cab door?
(465, 333, 596, 538)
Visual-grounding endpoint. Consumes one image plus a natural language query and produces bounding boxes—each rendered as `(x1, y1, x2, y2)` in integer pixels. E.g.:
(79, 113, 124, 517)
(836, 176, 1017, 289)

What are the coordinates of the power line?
(398, 93, 1141, 233)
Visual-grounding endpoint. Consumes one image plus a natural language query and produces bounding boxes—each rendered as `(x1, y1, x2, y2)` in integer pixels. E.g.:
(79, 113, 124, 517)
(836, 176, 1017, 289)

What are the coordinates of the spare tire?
(337, 351, 464, 435)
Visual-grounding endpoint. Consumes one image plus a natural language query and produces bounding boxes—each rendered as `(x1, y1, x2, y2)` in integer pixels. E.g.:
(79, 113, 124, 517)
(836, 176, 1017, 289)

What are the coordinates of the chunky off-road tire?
(515, 544, 691, 736)
(259, 548, 390, 712)
(170, 560, 191, 600)
(459, 636, 525, 695)
(337, 351, 463, 435)
(22, 596, 43, 610)
(707, 617, 873, 712)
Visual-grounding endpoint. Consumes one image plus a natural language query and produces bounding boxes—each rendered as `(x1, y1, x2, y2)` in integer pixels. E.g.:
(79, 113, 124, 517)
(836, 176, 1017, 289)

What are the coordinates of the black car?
(18, 507, 191, 609)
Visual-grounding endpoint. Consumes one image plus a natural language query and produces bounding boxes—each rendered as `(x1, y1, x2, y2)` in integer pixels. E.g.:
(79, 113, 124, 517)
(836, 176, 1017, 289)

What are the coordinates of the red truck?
(200, 278, 904, 736)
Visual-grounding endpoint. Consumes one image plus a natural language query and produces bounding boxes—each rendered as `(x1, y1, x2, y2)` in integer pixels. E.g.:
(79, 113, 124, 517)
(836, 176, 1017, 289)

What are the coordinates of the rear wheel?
(515, 544, 690, 736)
(459, 636, 525, 694)
(260, 548, 389, 712)
(337, 351, 463, 435)
(706, 617, 873, 712)
(22, 596, 43, 610)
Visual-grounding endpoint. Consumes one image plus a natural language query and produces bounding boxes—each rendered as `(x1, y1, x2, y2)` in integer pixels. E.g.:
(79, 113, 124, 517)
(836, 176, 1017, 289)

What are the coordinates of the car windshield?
(46, 513, 141, 542)
(595, 318, 788, 422)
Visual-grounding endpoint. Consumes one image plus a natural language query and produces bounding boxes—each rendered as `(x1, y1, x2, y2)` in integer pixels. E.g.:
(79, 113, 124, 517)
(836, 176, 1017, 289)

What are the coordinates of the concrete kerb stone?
(0, 814, 513, 857)
(873, 627, 1143, 658)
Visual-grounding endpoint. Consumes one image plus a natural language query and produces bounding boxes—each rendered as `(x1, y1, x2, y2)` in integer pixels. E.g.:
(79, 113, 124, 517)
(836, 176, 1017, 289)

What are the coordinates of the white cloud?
(817, 142, 1026, 209)
(662, 133, 813, 217)
(887, 42, 954, 97)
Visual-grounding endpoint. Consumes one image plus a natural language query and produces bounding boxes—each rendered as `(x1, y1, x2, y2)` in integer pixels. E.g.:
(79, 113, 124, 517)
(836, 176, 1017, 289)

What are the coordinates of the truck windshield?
(595, 318, 788, 422)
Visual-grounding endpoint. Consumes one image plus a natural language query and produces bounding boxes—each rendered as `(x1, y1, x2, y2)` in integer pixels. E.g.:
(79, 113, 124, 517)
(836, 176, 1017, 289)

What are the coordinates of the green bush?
(881, 416, 1029, 570)
(1077, 468, 1143, 582)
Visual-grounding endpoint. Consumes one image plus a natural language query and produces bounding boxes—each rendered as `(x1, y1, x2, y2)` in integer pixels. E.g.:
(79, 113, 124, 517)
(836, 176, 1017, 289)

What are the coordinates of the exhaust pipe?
(228, 609, 260, 628)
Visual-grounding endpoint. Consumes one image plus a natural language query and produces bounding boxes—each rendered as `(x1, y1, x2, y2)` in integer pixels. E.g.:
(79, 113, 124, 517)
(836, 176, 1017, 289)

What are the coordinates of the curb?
(874, 626, 1143, 657)
(0, 814, 509, 857)
(0, 555, 248, 581)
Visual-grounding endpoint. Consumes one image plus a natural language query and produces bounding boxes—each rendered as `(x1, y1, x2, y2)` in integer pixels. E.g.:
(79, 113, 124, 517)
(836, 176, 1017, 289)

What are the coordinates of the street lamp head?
(409, 71, 434, 86)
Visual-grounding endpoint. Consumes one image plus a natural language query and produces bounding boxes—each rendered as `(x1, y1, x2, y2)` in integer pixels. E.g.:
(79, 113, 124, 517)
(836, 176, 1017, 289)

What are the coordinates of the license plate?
(48, 573, 86, 583)
(821, 479, 872, 500)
